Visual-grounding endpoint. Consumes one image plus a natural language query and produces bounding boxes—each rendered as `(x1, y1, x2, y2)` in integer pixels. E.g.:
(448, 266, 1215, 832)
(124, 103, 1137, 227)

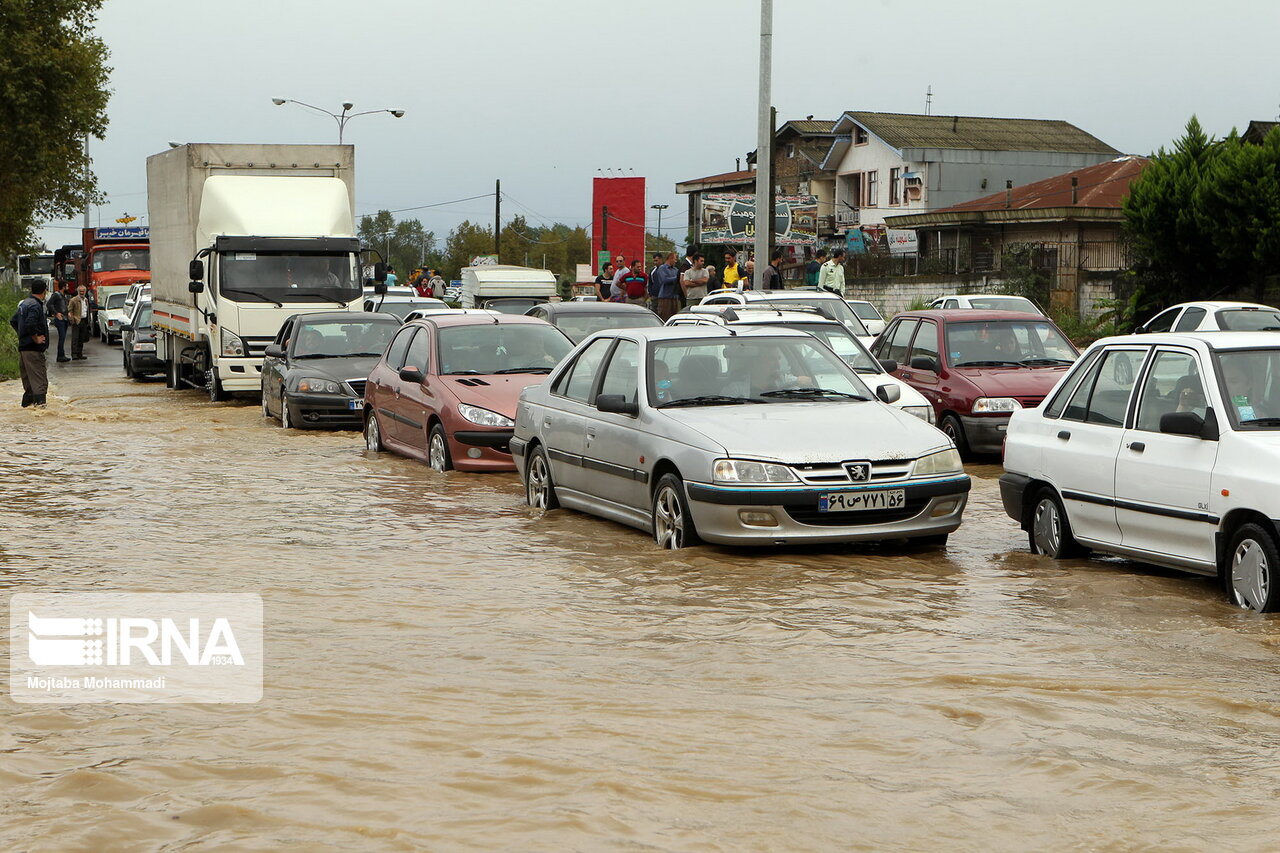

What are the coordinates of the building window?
(786, 143, 796, 158)
(866, 170, 878, 206)
(889, 167, 902, 205)
(854, 125, 869, 145)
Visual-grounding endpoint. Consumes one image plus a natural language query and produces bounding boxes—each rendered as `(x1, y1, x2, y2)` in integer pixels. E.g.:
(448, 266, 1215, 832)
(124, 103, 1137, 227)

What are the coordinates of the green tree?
(443, 220, 495, 279)
(358, 210, 435, 276)
(0, 1, 111, 255)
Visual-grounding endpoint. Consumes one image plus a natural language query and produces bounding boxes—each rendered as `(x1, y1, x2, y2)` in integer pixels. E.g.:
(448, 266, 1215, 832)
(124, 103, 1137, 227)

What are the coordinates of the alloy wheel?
(654, 485, 685, 549)
(527, 454, 552, 508)
(429, 431, 448, 471)
(1032, 498, 1061, 556)
(1231, 538, 1270, 611)
(280, 396, 293, 429)
(364, 414, 382, 452)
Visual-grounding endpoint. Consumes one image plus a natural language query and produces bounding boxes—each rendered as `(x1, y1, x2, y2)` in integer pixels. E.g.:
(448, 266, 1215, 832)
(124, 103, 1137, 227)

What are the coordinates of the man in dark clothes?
(15, 282, 49, 407)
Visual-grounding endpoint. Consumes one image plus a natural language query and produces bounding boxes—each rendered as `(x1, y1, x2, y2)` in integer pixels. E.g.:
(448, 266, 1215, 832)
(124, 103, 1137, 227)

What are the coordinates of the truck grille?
(241, 335, 276, 357)
(790, 458, 914, 485)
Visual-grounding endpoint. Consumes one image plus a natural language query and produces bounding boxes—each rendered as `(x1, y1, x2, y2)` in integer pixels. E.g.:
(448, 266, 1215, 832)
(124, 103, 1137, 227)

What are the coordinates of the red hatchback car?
(363, 314, 574, 471)
(871, 310, 1079, 455)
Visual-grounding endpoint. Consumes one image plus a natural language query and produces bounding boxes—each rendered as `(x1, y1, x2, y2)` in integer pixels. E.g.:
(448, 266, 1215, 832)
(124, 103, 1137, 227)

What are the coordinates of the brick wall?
(840, 272, 1120, 319)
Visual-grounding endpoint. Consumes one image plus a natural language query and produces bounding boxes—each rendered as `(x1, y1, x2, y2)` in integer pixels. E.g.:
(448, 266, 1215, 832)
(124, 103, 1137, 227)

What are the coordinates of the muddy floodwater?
(4, 337, 1280, 851)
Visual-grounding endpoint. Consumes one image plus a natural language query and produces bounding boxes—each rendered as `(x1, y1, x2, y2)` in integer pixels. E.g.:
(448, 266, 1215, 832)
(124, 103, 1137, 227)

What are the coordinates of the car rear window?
(1216, 308, 1280, 331)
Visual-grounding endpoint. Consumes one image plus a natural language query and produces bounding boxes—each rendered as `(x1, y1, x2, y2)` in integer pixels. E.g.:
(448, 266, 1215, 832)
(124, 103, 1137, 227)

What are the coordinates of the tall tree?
(358, 210, 435, 275)
(0, 0, 111, 255)
(443, 220, 495, 279)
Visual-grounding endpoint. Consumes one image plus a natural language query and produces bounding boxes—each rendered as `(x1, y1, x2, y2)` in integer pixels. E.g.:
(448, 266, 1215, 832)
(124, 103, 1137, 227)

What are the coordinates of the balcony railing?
(835, 208, 860, 227)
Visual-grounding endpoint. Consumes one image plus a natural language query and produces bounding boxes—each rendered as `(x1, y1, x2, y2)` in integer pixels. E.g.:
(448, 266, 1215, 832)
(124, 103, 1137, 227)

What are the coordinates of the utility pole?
(601, 205, 609, 272)
(753, 0, 772, 289)
(494, 179, 501, 258)
(767, 106, 777, 270)
(82, 134, 90, 229)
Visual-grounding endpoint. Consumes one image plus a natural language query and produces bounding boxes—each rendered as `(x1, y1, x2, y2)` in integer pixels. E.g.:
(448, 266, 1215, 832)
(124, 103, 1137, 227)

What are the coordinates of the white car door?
(542, 337, 615, 495)
(1046, 347, 1150, 547)
(1114, 346, 1219, 565)
(581, 339, 649, 511)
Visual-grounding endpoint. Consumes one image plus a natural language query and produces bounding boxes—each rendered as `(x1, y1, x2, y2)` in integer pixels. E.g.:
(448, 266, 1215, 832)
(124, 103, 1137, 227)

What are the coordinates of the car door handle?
(586, 428, 596, 438)
(1128, 441, 1145, 453)
(1057, 430, 1071, 441)
(543, 417, 552, 427)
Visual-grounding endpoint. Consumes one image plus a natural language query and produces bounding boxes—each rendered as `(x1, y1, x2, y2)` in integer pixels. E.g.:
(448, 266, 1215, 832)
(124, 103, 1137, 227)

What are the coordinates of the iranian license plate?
(347, 399, 365, 410)
(819, 489, 905, 512)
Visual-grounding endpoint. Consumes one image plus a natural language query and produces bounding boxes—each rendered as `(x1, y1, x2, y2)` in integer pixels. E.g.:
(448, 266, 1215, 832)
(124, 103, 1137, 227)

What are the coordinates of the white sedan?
(97, 292, 129, 344)
(1138, 301, 1280, 333)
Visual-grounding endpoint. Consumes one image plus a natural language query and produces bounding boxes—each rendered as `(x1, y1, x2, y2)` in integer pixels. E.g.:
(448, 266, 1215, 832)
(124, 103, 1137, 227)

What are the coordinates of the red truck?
(79, 225, 151, 304)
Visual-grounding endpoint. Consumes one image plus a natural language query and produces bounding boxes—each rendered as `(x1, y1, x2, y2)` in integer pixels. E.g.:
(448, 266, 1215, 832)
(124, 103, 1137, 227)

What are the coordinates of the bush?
(0, 286, 22, 381)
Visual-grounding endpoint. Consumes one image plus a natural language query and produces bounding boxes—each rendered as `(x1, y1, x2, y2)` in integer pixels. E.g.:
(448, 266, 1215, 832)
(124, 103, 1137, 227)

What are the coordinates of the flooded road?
(3, 336, 1280, 851)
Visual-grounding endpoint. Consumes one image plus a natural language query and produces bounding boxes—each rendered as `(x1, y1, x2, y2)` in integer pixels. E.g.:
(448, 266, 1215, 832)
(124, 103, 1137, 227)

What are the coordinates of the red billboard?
(591, 176, 645, 275)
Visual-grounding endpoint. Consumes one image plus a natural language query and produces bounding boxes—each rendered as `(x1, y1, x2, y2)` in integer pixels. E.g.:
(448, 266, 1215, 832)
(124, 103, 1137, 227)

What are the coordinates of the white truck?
(16, 253, 55, 292)
(459, 264, 557, 311)
(146, 143, 364, 399)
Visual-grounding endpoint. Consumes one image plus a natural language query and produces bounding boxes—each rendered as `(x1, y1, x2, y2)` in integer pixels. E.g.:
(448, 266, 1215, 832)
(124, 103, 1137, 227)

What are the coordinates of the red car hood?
(441, 374, 548, 419)
(950, 365, 1070, 398)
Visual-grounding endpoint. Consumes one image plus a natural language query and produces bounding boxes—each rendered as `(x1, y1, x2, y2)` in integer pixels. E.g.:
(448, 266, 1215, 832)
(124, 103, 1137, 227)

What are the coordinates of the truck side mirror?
(373, 262, 387, 283)
(188, 280, 204, 294)
(189, 259, 204, 280)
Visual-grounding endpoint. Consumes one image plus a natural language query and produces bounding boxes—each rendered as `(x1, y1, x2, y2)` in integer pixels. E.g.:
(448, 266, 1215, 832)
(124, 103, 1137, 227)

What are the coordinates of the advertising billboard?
(591, 177, 646, 275)
(698, 194, 817, 246)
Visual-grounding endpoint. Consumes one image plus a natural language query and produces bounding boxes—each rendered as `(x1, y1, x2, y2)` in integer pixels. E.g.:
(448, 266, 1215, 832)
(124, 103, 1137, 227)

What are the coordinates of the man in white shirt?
(818, 249, 846, 295)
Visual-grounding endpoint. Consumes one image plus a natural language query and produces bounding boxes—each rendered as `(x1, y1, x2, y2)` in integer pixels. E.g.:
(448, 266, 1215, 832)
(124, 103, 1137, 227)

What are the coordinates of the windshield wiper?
(955, 359, 1022, 367)
(220, 287, 283, 308)
(494, 366, 554, 374)
(1020, 357, 1075, 365)
(294, 353, 347, 360)
(657, 395, 755, 408)
(291, 294, 351, 307)
(1240, 417, 1280, 426)
(348, 352, 384, 357)
(759, 387, 868, 400)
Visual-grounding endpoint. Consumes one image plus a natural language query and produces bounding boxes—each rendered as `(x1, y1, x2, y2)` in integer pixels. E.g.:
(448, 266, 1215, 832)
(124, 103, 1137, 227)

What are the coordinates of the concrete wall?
(839, 271, 1120, 319)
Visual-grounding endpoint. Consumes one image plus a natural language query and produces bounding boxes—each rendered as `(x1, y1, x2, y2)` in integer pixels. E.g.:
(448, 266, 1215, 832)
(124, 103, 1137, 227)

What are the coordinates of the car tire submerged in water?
(652, 473, 699, 549)
(280, 395, 294, 429)
(364, 411, 384, 452)
(1029, 487, 1083, 559)
(206, 367, 224, 403)
(525, 445, 559, 510)
(940, 413, 969, 457)
(123, 351, 134, 379)
(1226, 523, 1280, 612)
(428, 424, 452, 472)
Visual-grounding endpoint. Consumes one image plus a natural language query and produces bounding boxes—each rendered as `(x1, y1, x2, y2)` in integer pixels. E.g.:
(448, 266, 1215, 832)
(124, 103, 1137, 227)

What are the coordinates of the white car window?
(598, 340, 639, 402)
(556, 337, 613, 402)
(1173, 307, 1206, 332)
(1044, 349, 1103, 418)
(1144, 308, 1180, 333)
(1063, 349, 1146, 426)
(1216, 308, 1280, 331)
(1134, 350, 1206, 430)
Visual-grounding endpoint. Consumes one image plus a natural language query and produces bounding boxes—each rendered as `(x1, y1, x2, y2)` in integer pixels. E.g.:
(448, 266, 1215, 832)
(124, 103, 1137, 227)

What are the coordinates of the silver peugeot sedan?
(510, 326, 970, 548)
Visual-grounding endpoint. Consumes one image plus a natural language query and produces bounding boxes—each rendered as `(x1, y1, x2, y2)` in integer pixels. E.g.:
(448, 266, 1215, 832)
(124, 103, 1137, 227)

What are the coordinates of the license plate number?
(347, 399, 365, 410)
(819, 489, 905, 512)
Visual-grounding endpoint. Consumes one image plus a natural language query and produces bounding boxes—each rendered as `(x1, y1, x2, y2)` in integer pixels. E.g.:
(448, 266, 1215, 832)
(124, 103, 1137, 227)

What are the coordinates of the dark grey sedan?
(260, 312, 401, 429)
(525, 301, 662, 343)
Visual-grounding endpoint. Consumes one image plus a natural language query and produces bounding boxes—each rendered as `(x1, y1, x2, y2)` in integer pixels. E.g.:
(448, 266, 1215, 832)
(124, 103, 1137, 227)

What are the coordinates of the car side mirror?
(875, 383, 901, 404)
(264, 343, 284, 359)
(910, 355, 938, 373)
(119, 323, 133, 332)
(1160, 408, 1218, 440)
(877, 359, 897, 373)
(596, 394, 639, 416)
(188, 280, 204, 294)
(398, 365, 424, 383)
(188, 259, 204, 280)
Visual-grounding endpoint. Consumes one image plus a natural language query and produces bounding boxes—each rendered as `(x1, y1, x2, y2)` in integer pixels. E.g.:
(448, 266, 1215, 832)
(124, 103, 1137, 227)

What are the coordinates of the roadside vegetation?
(0, 284, 22, 380)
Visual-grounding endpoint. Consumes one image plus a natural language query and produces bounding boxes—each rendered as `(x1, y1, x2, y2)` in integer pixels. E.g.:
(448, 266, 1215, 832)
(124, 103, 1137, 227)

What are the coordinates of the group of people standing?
(594, 246, 850, 320)
(10, 280, 96, 408)
(409, 267, 448, 299)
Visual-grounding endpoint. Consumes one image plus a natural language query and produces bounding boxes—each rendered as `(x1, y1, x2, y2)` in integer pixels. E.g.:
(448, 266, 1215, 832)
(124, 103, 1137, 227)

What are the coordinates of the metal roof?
(834, 111, 1119, 154)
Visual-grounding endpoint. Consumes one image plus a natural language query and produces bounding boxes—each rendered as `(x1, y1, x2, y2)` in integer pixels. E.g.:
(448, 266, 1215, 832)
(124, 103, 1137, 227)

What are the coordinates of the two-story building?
(815, 111, 1120, 238)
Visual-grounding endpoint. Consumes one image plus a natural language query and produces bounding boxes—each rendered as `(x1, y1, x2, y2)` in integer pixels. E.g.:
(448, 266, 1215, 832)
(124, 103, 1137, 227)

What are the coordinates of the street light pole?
(753, 0, 772, 289)
(651, 204, 669, 249)
(271, 98, 405, 143)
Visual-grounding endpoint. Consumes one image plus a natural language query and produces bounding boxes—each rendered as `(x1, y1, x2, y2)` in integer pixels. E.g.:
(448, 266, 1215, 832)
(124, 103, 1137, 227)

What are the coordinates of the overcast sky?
(38, 0, 1280, 251)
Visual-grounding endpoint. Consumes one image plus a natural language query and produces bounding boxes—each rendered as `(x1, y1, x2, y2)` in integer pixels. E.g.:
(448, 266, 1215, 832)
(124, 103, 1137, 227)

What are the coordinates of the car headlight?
(458, 404, 515, 427)
(296, 377, 342, 394)
(712, 459, 799, 484)
(902, 405, 934, 423)
(971, 397, 1022, 414)
(220, 329, 245, 357)
(912, 448, 963, 477)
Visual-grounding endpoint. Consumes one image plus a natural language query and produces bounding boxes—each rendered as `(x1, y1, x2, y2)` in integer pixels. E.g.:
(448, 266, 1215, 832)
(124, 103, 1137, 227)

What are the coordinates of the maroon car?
(871, 310, 1079, 455)
(363, 314, 574, 471)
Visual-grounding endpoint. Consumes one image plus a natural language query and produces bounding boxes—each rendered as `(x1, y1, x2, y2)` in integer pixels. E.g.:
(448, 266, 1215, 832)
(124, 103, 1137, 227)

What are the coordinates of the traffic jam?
(62, 142, 1280, 613)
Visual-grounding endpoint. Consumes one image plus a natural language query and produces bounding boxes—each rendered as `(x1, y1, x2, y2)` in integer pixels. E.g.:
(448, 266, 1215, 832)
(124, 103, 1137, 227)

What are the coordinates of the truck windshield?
(219, 251, 360, 304)
(19, 256, 54, 275)
(92, 248, 150, 272)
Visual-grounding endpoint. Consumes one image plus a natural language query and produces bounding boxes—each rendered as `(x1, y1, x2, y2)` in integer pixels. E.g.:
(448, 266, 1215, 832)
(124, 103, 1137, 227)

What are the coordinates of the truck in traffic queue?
(16, 253, 55, 291)
(459, 264, 558, 308)
(78, 225, 151, 304)
(146, 143, 363, 399)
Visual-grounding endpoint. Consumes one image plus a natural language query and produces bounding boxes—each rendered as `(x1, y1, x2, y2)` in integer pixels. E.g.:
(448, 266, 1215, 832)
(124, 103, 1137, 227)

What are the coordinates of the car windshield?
(650, 336, 872, 407)
(1217, 349, 1280, 429)
(847, 301, 882, 320)
(1216, 308, 1280, 331)
(484, 299, 542, 315)
(945, 320, 1077, 366)
(370, 299, 447, 319)
(966, 296, 1040, 313)
(293, 319, 399, 358)
(220, 251, 360, 303)
(105, 293, 127, 310)
(759, 296, 870, 336)
(555, 312, 662, 343)
(92, 248, 150, 272)
(737, 322, 881, 373)
(437, 323, 573, 375)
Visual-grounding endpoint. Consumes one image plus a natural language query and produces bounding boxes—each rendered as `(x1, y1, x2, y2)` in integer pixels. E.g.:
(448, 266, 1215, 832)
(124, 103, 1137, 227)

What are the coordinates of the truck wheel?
(166, 355, 180, 389)
(206, 368, 225, 402)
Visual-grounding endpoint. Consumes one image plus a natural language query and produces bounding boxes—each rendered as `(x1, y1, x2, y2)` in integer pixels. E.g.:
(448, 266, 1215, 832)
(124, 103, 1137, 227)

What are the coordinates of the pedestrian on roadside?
(763, 249, 784, 289)
(681, 253, 710, 303)
(818, 249, 846, 295)
(619, 261, 648, 306)
(805, 249, 827, 288)
(650, 253, 681, 321)
(706, 264, 720, 290)
(13, 282, 49, 407)
(429, 270, 446, 298)
(385, 267, 398, 288)
(742, 260, 755, 291)
(610, 259, 631, 301)
(67, 284, 92, 360)
(412, 269, 430, 297)
(595, 262, 615, 301)
(46, 281, 70, 363)
(722, 250, 745, 289)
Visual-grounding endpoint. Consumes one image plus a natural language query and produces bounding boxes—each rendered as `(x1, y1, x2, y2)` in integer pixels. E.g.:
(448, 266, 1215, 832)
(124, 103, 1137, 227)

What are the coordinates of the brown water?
(3, 337, 1280, 851)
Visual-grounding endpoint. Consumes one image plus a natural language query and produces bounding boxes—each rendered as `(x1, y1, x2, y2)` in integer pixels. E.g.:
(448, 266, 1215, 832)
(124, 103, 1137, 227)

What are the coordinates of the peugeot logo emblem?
(845, 462, 871, 482)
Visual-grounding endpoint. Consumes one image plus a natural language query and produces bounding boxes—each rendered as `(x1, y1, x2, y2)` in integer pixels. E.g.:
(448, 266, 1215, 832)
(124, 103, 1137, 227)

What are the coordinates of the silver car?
(511, 326, 970, 548)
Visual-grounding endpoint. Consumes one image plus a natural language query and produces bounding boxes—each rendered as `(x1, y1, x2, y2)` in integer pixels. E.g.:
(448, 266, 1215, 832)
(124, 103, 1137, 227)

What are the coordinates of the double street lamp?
(271, 98, 405, 143)
(651, 203, 669, 244)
